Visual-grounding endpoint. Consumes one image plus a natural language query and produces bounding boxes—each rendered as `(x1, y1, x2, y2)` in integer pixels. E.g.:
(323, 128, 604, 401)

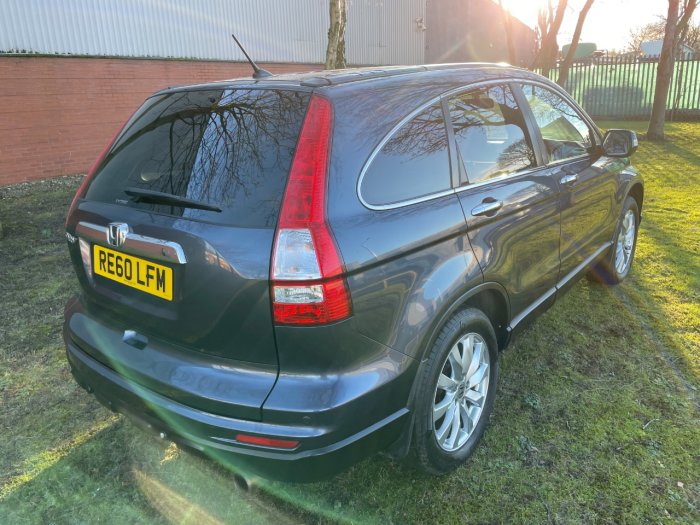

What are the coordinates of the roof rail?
(298, 63, 517, 87)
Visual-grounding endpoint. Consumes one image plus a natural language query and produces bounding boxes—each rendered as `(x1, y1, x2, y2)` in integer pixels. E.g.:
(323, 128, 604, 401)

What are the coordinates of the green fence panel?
(541, 55, 700, 121)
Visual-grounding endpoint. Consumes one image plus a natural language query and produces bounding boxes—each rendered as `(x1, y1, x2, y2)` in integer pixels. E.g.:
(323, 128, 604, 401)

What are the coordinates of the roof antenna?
(231, 33, 272, 79)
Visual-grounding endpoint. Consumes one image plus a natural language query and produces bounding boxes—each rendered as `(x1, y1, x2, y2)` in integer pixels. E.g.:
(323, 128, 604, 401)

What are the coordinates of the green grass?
(1, 122, 699, 524)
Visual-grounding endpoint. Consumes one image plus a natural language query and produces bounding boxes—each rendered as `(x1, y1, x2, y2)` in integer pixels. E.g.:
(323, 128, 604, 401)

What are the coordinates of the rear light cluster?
(271, 96, 352, 325)
(66, 121, 129, 224)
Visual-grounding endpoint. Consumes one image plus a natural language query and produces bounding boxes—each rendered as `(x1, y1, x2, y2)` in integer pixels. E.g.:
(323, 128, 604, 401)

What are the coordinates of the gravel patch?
(0, 174, 85, 199)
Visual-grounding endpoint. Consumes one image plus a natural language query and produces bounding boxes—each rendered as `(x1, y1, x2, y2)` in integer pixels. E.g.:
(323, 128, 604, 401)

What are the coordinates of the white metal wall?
(347, 0, 425, 65)
(0, 0, 425, 65)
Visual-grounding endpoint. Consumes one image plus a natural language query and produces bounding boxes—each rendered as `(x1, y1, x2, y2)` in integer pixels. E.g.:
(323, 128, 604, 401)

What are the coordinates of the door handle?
(471, 200, 503, 217)
(560, 174, 578, 186)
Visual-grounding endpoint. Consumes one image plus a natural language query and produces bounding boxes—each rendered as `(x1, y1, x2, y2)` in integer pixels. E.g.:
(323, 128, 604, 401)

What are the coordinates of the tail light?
(271, 95, 351, 325)
(66, 120, 129, 225)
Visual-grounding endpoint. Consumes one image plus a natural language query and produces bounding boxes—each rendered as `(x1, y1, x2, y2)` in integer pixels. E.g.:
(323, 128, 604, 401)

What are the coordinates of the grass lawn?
(1, 121, 698, 524)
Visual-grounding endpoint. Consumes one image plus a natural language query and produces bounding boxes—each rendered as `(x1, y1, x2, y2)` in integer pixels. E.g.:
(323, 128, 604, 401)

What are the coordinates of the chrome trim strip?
(75, 222, 109, 243)
(508, 287, 556, 331)
(75, 221, 187, 264)
(546, 154, 591, 169)
(454, 165, 544, 194)
(555, 242, 611, 289)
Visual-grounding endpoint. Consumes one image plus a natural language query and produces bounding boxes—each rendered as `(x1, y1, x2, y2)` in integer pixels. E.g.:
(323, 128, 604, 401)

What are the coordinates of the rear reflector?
(235, 433, 300, 449)
(271, 95, 351, 325)
(78, 238, 92, 279)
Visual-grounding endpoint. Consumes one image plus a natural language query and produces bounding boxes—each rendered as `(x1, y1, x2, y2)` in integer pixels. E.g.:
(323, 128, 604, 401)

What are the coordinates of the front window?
(521, 84, 593, 163)
(448, 85, 536, 185)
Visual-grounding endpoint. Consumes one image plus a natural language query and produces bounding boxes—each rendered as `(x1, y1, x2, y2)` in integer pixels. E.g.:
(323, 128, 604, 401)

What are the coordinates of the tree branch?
(557, 0, 595, 86)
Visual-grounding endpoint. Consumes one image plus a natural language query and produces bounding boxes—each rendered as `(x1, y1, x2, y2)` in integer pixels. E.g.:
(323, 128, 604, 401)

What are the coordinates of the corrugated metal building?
(0, 0, 428, 66)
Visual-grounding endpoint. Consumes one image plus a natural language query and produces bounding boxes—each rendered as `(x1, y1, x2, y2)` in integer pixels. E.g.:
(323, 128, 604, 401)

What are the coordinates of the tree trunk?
(647, 0, 681, 140)
(325, 0, 347, 70)
(557, 0, 595, 87)
(532, 0, 568, 78)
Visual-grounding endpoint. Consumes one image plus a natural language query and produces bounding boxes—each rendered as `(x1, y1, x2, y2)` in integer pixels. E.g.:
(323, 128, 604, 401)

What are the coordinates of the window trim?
(356, 77, 601, 211)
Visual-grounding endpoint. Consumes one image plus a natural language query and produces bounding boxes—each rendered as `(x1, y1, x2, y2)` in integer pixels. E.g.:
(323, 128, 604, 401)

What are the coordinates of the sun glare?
(501, 0, 550, 29)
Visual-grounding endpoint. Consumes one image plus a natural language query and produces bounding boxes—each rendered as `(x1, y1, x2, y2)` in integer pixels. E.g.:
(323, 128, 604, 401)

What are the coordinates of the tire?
(587, 196, 640, 285)
(412, 308, 499, 475)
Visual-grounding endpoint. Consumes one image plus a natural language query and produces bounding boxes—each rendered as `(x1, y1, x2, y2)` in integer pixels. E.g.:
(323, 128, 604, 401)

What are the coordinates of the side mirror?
(602, 129, 638, 157)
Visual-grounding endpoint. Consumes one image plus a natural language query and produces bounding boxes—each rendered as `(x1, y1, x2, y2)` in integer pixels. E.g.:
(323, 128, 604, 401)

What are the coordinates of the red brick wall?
(0, 56, 320, 186)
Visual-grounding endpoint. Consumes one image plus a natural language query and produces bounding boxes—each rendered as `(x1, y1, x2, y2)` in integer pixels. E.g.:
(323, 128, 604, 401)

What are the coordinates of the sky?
(504, 0, 698, 52)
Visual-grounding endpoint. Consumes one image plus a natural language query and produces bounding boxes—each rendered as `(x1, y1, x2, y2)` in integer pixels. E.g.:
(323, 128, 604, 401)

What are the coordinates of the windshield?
(85, 88, 310, 227)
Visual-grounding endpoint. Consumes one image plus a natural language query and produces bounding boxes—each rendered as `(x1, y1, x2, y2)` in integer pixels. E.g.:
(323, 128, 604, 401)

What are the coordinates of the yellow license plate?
(93, 244, 173, 301)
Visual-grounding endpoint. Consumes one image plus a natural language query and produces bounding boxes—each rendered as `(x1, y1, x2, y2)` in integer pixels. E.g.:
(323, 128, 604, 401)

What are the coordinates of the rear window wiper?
(124, 187, 222, 213)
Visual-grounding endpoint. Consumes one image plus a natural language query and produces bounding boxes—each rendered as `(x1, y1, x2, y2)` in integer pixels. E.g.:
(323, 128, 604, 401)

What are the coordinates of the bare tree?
(532, 0, 569, 78)
(556, 0, 596, 87)
(325, 0, 347, 69)
(628, 16, 700, 54)
(497, 0, 517, 65)
(677, 2, 699, 50)
(628, 18, 666, 54)
(647, 0, 698, 140)
(684, 23, 700, 51)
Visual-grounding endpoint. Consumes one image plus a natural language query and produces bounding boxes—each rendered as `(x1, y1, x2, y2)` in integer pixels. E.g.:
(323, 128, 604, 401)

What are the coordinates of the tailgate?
(66, 86, 311, 369)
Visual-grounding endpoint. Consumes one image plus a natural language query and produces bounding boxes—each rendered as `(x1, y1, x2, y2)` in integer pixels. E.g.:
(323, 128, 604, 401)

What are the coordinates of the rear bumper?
(63, 297, 414, 480)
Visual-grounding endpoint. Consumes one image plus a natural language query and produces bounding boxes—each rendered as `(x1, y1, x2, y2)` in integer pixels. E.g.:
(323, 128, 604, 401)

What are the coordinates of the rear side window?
(360, 103, 451, 207)
(85, 88, 310, 227)
(448, 85, 535, 185)
(521, 84, 592, 163)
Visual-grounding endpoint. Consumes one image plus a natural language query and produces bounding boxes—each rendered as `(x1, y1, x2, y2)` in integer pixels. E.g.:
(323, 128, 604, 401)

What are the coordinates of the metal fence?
(543, 55, 700, 121)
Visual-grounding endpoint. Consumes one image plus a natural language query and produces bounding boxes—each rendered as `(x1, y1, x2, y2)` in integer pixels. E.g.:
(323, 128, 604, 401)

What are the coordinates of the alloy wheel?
(615, 209, 636, 275)
(432, 333, 490, 452)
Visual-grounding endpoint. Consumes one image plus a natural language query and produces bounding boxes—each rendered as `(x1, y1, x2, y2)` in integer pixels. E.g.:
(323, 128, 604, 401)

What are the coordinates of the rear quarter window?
(85, 88, 311, 227)
(360, 103, 451, 207)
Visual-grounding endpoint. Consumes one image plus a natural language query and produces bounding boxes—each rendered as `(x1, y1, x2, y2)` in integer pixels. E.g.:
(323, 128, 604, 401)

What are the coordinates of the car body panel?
(64, 298, 276, 421)
(335, 194, 481, 358)
(556, 155, 623, 281)
(456, 169, 561, 320)
(66, 202, 280, 365)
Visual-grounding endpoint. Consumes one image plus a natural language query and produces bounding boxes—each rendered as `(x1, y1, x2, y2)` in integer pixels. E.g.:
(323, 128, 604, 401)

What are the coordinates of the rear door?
(518, 83, 616, 284)
(447, 83, 561, 325)
(67, 87, 311, 368)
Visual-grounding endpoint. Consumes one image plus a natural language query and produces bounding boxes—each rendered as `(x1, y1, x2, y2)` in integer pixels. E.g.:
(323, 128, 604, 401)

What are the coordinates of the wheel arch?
(385, 282, 510, 459)
(627, 182, 644, 215)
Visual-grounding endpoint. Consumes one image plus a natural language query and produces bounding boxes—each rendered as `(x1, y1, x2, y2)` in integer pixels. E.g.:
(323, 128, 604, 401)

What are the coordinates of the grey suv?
(63, 64, 642, 479)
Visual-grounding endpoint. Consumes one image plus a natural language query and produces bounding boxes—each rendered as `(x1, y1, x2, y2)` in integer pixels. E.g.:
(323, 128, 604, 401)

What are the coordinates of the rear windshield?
(85, 88, 310, 227)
